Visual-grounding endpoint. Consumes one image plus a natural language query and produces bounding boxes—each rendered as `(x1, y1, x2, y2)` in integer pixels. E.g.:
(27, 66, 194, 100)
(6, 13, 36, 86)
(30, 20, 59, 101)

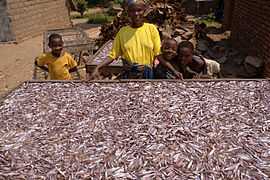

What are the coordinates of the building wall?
(0, 0, 14, 42)
(231, 0, 270, 66)
(6, 0, 71, 42)
(223, 0, 234, 30)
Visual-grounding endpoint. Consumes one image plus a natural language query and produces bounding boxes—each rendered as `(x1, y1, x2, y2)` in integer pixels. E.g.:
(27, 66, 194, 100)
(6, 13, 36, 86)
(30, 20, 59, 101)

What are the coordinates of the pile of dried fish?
(0, 81, 270, 179)
(98, 0, 190, 46)
(86, 40, 122, 66)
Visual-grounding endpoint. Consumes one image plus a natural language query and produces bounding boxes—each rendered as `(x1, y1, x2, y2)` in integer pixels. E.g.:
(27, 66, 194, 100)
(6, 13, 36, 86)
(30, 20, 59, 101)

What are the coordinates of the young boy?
(35, 34, 77, 80)
(154, 38, 183, 79)
(177, 41, 220, 79)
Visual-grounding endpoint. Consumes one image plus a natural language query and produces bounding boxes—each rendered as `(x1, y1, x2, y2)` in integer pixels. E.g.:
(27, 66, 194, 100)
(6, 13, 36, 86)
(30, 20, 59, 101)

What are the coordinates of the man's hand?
(89, 58, 115, 80)
(89, 68, 102, 80)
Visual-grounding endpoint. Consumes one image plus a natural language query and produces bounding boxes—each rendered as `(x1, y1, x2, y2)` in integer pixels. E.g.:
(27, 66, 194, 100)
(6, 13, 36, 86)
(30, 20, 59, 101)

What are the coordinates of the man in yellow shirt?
(91, 0, 161, 79)
(35, 34, 77, 80)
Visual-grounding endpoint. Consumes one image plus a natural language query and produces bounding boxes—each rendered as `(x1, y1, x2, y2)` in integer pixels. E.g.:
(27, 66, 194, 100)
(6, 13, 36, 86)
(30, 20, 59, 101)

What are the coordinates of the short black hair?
(178, 41, 194, 52)
(48, 33, 62, 43)
(162, 38, 177, 46)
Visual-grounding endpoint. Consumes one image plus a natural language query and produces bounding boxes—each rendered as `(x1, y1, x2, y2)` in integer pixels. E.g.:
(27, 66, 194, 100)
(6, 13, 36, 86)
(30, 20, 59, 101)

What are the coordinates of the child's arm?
(35, 57, 49, 72)
(157, 56, 183, 79)
(67, 54, 78, 72)
(69, 67, 78, 73)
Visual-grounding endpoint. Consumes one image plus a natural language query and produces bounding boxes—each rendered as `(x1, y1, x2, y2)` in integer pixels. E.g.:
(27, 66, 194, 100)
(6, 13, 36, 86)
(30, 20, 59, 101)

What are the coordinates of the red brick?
(228, 0, 270, 76)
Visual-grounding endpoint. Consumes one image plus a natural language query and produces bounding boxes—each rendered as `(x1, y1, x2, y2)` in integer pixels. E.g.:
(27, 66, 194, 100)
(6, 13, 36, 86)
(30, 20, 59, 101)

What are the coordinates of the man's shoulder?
(143, 23, 158, 31)
(144, 23, 157, 28)
(119, 25, 131, 32)
(119, 23, 157, 31)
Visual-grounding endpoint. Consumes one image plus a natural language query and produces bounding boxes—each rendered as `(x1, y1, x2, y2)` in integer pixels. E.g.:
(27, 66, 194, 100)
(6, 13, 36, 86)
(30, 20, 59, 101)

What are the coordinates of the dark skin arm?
(157, 55, 183, 79)
(69, 67, 78, 73)
(90, 57, 115, 80)
(34, 60, 49, 72)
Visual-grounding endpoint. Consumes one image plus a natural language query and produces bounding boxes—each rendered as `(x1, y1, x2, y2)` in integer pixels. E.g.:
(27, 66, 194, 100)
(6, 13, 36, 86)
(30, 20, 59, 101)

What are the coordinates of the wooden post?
(223, 0, 234, 30)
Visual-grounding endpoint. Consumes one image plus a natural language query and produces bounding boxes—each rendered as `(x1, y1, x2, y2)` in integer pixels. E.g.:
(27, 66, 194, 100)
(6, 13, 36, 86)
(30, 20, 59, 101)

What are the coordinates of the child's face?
(178, 47, 193, 66)
(162, 40, 177, 61)
(49, 38, 63, 57)
(128, 3, 145, 28)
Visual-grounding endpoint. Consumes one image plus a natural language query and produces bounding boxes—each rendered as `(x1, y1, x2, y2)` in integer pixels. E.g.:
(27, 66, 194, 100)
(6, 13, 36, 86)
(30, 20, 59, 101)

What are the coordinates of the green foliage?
(107, 4, 122, 16)
(74, 0, 88, 16)
(114, 0, 124, 4)
(195, 13, 218, 27)
(70, 13, 83, 19)
(87, 13, 114, 24)
(87, 0, 112, 7)
(87, 0, 99, 5)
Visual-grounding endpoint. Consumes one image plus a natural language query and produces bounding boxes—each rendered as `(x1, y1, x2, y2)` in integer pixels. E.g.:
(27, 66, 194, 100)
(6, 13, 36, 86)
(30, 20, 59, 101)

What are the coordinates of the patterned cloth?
(154, 64, 176, 79)
(122, 60, 153, 79)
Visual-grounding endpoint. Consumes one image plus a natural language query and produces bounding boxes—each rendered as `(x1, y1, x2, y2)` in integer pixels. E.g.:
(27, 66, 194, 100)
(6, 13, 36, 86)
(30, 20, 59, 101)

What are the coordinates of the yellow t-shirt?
(36, 52, 77, 80)
(109, 23, 161, 66)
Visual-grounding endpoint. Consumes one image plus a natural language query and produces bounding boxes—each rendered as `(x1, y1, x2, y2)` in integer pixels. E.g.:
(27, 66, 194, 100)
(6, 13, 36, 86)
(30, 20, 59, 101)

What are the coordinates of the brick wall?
(223, 0, 234, 30)
(6, 0, 71, 42)
(231, 0, 270, 66)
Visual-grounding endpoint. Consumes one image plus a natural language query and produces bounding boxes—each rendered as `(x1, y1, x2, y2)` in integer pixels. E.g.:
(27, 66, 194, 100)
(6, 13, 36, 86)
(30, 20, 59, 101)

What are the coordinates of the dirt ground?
(0, 35, 43, 98)
(0, 22, 101, 99)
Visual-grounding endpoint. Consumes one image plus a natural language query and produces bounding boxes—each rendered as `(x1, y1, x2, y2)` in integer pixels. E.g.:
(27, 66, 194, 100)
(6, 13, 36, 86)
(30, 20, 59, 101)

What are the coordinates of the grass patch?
(194, 13, 221, 27)
(70, 13, 84, 19)
(70, 9, 114, 24)
(87, 13, 114, 24)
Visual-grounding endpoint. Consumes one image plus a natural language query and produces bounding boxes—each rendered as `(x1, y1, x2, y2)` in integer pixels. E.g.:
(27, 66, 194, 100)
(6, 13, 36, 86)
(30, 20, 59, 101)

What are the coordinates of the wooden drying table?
(85, 40, 123, 80)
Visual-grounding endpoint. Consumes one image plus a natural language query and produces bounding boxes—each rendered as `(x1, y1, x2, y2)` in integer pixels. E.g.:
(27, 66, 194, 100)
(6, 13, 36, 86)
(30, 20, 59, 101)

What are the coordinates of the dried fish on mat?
(0, 81, 270, 179)
(86, 40, 122, 67)
(85, 41, 123, 80)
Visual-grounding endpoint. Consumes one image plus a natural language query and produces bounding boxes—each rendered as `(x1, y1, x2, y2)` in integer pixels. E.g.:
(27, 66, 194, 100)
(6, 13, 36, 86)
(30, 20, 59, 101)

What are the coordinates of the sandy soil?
(0, 35, 43, 98)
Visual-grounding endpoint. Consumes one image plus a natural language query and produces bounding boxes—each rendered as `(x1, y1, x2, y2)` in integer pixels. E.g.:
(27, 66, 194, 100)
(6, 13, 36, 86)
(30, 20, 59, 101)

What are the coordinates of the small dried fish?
(0, 81, 270, 179)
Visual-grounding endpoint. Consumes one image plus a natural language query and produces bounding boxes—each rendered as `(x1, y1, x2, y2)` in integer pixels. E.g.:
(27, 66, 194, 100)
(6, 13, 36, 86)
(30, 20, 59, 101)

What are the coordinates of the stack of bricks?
(230, 0, 270, 76)
(7, 0, 71, 42)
